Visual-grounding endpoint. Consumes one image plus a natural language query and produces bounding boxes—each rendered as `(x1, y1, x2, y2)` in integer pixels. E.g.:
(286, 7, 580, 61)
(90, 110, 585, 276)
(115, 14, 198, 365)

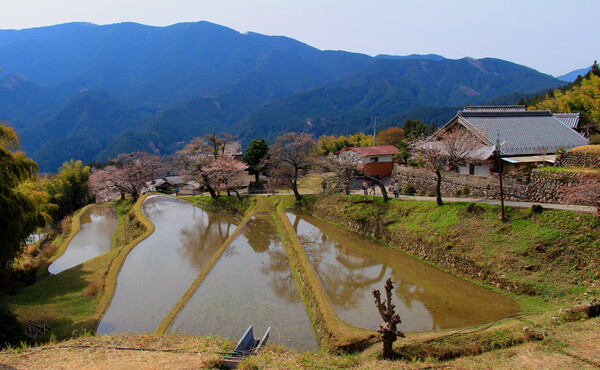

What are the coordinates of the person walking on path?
(362, 179, 368, 195)
(369, 180, 376, 195)
(393, 180, 399, 198)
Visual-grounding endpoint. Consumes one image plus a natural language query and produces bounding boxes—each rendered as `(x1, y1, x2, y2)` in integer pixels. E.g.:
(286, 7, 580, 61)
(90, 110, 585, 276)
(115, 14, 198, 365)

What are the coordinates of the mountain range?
(0, 21, 567, 172)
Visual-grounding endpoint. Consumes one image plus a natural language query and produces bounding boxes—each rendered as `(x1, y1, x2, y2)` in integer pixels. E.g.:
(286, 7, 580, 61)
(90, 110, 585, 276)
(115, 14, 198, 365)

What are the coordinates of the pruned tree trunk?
(372, 278, 405, 359)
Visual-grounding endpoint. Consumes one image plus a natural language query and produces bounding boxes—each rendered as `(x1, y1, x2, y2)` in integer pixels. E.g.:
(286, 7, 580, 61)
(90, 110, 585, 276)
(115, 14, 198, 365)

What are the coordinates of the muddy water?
(287, 212, 520, 331)
(48, 207, 118, 275)
(97, 196, 238, 335)
(172, 214, 318, 351)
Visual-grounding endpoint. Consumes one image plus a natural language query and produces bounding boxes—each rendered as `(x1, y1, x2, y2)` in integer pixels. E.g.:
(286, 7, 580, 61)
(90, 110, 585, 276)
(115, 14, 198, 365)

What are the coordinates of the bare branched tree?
(317, 152, 390, 201)
(414, 126, 485, 205)
(263, 132, 316, 201)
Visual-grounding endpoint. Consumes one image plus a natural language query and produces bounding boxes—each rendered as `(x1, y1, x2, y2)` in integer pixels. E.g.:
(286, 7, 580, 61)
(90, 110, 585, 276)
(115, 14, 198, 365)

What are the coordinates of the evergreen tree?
(242, 139, 269, 182)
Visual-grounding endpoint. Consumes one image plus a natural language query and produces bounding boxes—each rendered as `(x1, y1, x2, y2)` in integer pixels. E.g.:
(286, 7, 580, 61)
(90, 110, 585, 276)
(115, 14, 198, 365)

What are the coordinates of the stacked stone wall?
(393, 165, 595, 204)
(393, 165, 527, 201)
(555, 151, 600, 169)
(522, 170, 595, 203)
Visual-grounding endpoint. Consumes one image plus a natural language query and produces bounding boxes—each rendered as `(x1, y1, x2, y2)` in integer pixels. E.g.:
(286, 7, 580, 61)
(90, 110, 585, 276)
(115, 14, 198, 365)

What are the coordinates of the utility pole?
(496, 131, 505, 222)
(372, 116, 378, 146)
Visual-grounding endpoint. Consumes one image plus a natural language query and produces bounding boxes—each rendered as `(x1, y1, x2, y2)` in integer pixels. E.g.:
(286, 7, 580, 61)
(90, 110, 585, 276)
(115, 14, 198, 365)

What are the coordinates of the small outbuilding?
(337, 145, 399, 179)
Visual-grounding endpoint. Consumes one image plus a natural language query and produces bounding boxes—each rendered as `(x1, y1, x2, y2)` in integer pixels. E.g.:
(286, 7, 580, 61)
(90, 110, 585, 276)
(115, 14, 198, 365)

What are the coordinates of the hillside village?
(1, 21, 600, 369)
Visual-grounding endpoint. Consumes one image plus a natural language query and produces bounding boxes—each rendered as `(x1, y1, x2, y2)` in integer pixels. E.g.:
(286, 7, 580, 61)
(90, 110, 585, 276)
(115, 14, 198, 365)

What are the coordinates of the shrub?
(462, 186, 471, 197)
(407, 159, 422, 167)
(454, 189, 463, 197)
(402, 183, 416, 195)
(589, 134, 600, 145)
(417, 189, 426, 196)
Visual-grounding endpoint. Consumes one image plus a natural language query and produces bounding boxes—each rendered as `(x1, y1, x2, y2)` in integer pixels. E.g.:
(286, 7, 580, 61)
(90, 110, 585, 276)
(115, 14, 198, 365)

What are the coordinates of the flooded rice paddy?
(94, 194, 519, 348)
(97, 196, 238, 335)
(48, 207, 118, 275)
(171, 214, 318, 351)
(287, 212, 520, 331)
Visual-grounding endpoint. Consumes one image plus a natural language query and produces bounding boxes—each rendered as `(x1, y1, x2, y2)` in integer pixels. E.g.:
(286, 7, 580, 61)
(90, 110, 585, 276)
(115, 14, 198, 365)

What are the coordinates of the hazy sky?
(2, 0, 597, 76)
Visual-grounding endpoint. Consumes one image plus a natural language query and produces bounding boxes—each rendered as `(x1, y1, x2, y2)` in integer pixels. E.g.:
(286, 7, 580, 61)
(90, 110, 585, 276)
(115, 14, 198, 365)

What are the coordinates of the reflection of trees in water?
(260, 245, 300, 303)
(293, 214, 423, 312)
(178, 212, 234, 269)
(87, 206, 117, 221)
(389, 272, 419, 311)
(244, 217, 278, 253)
(294, 218, 389, 309)
(243, 217, 299, 303)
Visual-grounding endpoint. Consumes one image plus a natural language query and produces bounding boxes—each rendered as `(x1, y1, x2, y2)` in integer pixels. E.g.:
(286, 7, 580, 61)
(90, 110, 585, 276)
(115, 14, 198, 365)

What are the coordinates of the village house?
(337, 145, 399, 179)
(442, 105, 588, 177)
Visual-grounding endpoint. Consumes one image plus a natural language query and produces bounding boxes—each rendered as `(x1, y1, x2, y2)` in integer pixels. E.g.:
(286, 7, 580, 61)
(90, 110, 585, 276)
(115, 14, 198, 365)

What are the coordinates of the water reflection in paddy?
(48, 207, 118, 275)
(287, 212, 520, 331)
(172, 214, 318, 351)
(97, 196, 238, 335)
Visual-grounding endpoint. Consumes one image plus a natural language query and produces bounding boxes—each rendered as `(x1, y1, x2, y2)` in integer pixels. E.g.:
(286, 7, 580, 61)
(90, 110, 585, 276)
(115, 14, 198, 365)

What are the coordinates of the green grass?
(2, 198, 147, 343)
(4, 250, 117, 340)
(303, 193, 600, 309)
(539, 166, 600, 175)
(183, 195, 254, 216)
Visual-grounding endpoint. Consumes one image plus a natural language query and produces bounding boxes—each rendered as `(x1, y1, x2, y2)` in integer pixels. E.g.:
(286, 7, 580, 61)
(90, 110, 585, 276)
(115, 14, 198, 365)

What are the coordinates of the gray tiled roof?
(462, 105, 526, 113)
(448, 109, 588, 157)
(553, 113, 580, 129)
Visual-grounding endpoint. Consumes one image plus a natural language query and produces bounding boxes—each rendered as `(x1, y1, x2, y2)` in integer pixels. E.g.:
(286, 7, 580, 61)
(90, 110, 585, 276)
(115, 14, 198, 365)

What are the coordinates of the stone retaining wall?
(556, 151, 600, 169)
(392, 165, 527, 201)
(393, 165, 589, 204)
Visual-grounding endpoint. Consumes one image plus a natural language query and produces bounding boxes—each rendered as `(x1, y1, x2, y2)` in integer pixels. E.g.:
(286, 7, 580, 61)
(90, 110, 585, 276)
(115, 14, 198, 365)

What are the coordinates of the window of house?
(370, 157, 379, 162)
(469, 163, 476, 175)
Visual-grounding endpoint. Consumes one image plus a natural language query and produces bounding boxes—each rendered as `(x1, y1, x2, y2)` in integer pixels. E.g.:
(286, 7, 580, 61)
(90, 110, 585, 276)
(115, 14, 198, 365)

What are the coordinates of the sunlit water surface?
(172, 214, 318, 351)
(97, 196, 238, 335)
(48, 207, 118, 275)
(287, 212, 520, 331)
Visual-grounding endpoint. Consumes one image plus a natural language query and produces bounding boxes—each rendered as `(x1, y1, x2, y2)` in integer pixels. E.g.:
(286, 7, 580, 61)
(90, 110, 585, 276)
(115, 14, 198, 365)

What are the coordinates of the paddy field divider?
(93, 194, 156, 325)
(155, 196, 262, 334)
(269, 195, 377, 353)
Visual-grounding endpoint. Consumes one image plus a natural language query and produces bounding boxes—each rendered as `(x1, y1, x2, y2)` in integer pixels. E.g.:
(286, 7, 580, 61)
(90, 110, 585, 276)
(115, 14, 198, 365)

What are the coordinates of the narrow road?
(345, 188, 596, 214)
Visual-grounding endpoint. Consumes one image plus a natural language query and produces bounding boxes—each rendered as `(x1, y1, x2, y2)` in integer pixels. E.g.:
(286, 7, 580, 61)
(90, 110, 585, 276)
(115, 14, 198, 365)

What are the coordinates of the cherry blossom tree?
(176, 137, 247, 198)
(89, 152, 161, 202)
(208, 154, 248, 198)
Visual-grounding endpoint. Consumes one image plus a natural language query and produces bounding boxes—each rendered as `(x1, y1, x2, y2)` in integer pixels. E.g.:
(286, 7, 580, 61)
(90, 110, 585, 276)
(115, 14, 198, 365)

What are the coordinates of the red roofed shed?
(337, 145, 399, 178)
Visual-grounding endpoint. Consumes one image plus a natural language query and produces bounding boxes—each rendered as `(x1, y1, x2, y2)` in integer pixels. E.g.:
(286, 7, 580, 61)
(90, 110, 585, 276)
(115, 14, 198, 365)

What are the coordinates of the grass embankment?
(303, 193, 600, 307)
(182, 194, 254, 215)
(156, 195, 258, 333)
(571, 144, 600, 155)
(3, 317, 599, 368)
(2, 198, 147, 342)
(267, 195, 377, 353)
(3, 193, 599, 367)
